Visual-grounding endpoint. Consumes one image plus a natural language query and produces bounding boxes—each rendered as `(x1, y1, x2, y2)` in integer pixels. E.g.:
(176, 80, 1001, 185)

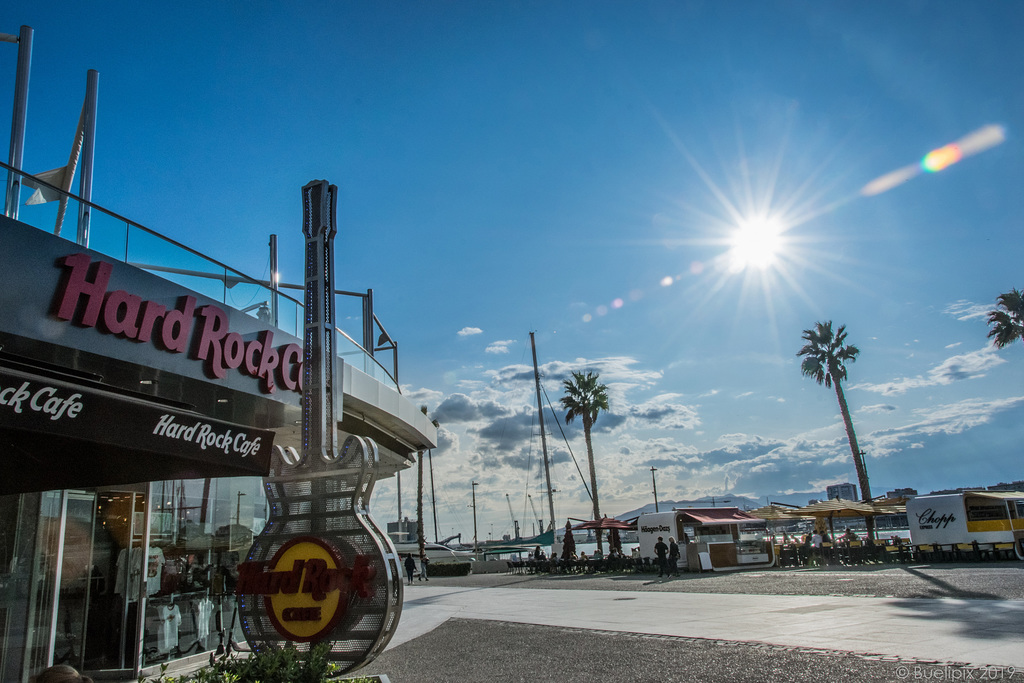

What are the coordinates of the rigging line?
(522, 408, 536, 524)
(540, 383, 593, 503)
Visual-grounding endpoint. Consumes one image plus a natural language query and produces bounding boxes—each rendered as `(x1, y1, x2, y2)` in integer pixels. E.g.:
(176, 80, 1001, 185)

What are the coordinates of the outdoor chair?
(993, 543, 1016, 560)
(954, 543, 980, 562)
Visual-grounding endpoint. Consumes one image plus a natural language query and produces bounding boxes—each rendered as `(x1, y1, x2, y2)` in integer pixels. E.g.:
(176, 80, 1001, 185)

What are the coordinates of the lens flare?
(861, 124, 1005, 196)
(921, 144, 962, 172)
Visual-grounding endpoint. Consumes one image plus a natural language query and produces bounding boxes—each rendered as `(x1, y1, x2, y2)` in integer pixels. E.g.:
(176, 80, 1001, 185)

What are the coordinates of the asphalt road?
(356, 562, 1024, 683)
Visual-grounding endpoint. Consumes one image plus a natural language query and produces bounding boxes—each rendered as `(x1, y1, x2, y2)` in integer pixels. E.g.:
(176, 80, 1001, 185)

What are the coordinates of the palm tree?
(560, 370, 610, 554)
(797, 321, 874, 539)
(987, 289, 1024, 348)
(416, 405, 428, 564)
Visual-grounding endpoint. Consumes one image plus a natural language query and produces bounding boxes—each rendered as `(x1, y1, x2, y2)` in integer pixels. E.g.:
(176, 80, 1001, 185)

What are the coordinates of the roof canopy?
(674, 507, 764, 525)
(571, 517, 636, 531)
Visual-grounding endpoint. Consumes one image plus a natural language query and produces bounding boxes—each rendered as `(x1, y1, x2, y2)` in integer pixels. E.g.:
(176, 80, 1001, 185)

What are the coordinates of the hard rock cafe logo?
(53, 253, 304, 394)
(235, 536, 376, 642)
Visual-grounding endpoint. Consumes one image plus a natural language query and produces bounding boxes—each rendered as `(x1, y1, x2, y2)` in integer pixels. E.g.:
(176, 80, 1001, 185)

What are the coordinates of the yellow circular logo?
(236, 536, 376, 642)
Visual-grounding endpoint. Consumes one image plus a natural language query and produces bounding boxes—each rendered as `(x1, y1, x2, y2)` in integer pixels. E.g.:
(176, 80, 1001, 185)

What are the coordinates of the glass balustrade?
(3, 163, 398, 391)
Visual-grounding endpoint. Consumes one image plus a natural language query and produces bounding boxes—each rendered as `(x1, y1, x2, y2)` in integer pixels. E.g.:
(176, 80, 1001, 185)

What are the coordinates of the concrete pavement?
(392, 583, 1024, 668)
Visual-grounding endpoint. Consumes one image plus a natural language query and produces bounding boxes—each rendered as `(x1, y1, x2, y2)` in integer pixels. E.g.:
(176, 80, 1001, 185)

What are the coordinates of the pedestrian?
(403, 553, 415, 585)
(668, 536, 680, 576)
(419, 552, 430, 581)
(654, 536, 669, 577)
(32, 665, 94, 683)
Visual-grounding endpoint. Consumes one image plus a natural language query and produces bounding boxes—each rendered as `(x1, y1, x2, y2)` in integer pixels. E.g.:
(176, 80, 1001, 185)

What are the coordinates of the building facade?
(0, 185, 435, 680)
(826, 483, 858, 501)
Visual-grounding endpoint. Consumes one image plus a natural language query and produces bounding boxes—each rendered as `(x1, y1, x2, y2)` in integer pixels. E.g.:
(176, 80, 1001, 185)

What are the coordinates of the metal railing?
(2, 161, 398, 391)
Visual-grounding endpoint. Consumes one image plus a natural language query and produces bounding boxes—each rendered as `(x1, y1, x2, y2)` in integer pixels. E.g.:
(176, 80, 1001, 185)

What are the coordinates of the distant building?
(826, 483, 858, 500)
(886, 487, 918, 498)
(388, 516, 418, 543)
(987, 480, 1024, 492)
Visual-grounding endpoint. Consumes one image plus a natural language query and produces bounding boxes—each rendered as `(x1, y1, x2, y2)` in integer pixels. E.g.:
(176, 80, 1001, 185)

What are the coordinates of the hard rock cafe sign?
(236, 536, 376, 642)
(237, 181, 402, 673)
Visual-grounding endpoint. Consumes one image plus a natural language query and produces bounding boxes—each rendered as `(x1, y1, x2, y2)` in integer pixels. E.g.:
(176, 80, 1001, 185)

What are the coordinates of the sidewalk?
(393, 584, 1024, 668)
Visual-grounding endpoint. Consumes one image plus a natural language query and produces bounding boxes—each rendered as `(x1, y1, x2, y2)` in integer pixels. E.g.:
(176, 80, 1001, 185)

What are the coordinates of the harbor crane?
(505, 493, 520, 540)
(528, 494, 543, 538)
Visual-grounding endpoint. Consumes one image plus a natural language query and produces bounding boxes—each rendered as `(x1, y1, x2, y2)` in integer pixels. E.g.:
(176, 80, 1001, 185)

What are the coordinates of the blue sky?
(4, 2, 1023, 541)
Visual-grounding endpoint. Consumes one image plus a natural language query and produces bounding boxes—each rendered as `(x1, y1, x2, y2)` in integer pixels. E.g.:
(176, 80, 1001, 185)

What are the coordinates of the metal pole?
(530, 332, 556, 531)
(364, 288, 374, 354)
(428, 447, 439, 542)
(269, 234, 279, 327)
(471, 481, 479, 554)
(4, 25, 32, 219)
(77, 69, 98, 247)
(651, 466, 659, 513)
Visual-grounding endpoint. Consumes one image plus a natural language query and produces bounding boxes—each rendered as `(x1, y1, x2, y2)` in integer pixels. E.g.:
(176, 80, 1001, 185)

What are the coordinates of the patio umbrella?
(790, 499, 877, 540)
(747, 504, 809, 542)
(747, 504, 805, 521)
(561, 520, 576, 560)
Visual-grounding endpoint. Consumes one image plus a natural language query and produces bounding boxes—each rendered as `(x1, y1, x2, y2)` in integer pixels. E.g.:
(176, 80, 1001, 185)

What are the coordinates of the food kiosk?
(638, 508, 775, 571)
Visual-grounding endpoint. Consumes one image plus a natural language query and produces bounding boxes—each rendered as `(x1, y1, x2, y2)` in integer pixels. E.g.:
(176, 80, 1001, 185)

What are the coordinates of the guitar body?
(238, 436, 402, 672)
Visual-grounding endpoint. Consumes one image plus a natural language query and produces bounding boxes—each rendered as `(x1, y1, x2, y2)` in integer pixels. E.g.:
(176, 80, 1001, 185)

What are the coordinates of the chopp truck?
(906, 491, 1024, 560)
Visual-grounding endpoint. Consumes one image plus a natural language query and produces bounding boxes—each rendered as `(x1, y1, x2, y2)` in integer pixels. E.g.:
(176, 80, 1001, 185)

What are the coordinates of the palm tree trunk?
(833, 379, 875, 541)
(417, 450, 425, 559)
(583, 415, 603, 553)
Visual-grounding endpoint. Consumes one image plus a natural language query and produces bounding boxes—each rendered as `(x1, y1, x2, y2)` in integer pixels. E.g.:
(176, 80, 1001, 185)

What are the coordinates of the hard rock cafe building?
(0, 167, 436, 680)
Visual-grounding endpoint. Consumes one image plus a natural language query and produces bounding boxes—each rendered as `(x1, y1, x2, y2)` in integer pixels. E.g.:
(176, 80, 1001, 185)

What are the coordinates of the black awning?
(0, 365, 274, 495)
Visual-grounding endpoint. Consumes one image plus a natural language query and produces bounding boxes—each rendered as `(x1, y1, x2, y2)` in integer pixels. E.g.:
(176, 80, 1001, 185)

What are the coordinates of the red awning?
(675, 508, 762, 525)
(571, 517, 636, 531)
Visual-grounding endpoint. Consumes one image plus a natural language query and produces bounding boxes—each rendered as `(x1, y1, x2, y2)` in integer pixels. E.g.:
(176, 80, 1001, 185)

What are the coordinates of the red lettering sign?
(54, 254, 303, 394)
(235, 537, 376, 642)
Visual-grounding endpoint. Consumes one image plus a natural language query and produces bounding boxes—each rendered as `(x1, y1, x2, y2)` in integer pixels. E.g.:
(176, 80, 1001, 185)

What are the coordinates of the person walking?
(668, 536, 681, 576)
(403, 553, 416, 585)
(419, 552, 430, 581)
(654, 536, 669, 577)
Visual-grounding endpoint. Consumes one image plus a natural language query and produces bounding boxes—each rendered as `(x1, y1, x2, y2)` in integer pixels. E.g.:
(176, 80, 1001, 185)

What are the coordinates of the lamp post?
(235, 491, 246, 525)
(650, 466, 659, 513)
(471, 481, 479, 554)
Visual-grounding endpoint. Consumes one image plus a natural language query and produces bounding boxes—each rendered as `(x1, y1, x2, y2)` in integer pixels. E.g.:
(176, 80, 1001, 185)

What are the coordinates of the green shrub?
(427, 561, 472, 577)
(139, 643, 381, 683)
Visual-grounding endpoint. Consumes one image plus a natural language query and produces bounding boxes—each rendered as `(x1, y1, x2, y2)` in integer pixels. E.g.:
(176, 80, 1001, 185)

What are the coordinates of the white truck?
(906, 492, 1024, 559)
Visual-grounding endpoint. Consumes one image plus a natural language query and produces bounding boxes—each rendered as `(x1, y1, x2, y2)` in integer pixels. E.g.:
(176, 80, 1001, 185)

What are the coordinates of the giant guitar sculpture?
(237, 180, 402, 672)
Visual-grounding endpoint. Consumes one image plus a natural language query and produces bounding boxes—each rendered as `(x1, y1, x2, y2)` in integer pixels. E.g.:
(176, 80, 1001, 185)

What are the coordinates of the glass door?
(50, 491, 97, 670)
(82, 486, 147, 674)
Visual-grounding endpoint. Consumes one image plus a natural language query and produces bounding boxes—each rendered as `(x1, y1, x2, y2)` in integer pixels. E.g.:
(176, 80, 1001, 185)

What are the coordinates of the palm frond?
(987, 289, 1024, 348)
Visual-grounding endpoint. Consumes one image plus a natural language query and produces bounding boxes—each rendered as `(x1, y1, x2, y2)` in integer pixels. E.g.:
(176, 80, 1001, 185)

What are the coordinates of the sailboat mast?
(530, 331, 556, 532)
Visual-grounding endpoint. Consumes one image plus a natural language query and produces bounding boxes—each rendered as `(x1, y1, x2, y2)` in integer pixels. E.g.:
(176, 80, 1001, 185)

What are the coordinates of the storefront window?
(0, 476, 268, 682)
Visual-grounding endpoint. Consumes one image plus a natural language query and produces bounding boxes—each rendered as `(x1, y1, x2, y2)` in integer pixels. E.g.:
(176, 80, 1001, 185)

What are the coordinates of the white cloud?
(853, 346, 1006, 396)
(859, 403, 897, 414)
(624, 394, 701, 430)
(944, 300, 991, 321)
(485, 339, 516, 354)
(457, 327, 483, 337)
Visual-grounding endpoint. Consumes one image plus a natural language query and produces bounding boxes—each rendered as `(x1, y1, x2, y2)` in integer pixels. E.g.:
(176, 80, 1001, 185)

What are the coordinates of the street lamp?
(650, 466, 659, 513)
(235, 491, 247, 524)
(471, 481, 479, 554)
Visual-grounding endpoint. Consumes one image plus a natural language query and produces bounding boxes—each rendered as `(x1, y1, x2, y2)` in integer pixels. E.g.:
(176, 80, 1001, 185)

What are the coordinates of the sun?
(728, 216, 785, 272)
